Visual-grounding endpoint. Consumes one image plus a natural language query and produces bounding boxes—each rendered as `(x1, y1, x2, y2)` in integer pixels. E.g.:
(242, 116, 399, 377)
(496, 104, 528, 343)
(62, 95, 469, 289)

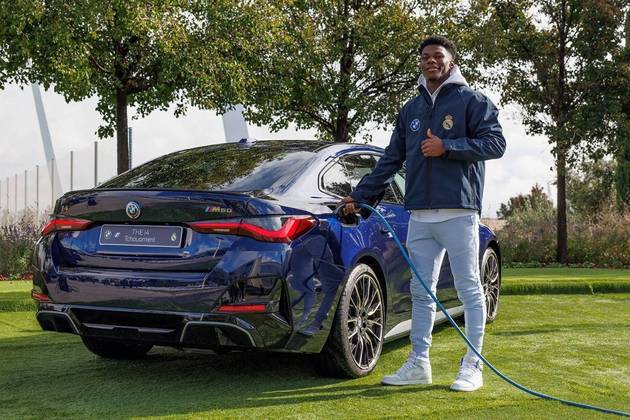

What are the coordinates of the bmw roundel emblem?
(410, 118, 421, 132)
(125, 201, 141, 219)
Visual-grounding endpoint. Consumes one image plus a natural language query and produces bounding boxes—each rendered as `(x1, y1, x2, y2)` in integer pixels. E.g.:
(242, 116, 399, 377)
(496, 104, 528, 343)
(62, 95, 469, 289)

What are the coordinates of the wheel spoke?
(363, 333, 375, 361)
(367, 301, 381, 317)
(350, 289, 361, 310)
(366, 326, 381, 342)
(348, 327, 359, 339)
(363, 276, 371, 307)
(366, 287, 377, 312)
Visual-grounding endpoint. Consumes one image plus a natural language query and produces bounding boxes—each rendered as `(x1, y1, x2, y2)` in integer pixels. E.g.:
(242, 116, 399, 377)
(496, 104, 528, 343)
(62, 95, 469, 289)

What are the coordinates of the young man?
(340, 36, 505, 391)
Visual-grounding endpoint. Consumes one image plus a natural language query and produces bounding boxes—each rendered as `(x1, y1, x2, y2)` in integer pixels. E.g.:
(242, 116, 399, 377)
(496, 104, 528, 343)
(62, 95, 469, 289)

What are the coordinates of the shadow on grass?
(0, 325, 457, 418)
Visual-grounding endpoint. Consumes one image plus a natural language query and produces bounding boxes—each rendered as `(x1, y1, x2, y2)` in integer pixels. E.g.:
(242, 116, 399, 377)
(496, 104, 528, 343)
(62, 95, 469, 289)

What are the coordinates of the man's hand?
(338, 196, 360, 216)
(421, 129, 445, 157)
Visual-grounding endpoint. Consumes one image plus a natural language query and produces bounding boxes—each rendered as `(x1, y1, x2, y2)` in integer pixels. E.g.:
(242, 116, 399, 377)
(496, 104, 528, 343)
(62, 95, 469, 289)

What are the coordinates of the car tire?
(481, 247, 501, 323)
(316, 264, 385, 378)
(81, 336, 153, 359)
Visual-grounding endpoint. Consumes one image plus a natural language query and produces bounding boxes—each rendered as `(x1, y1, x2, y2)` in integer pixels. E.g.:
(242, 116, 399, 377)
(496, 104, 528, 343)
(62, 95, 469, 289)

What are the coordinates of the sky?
(0, 83, 556, 218)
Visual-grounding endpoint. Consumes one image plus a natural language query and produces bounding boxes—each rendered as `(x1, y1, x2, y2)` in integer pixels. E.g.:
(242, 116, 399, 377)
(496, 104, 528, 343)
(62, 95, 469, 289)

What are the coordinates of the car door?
(319, 152, 410, 329)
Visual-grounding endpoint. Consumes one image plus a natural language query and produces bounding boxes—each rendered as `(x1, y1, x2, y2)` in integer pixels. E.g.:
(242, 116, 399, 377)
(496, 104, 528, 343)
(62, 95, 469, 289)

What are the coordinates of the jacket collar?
(417, 65, 468, 99)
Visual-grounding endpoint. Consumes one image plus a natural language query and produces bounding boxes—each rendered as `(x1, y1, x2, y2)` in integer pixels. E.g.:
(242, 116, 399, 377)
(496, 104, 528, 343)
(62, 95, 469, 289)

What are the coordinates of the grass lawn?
(0, 276, 628, 418)
(502, 267, 630, 294)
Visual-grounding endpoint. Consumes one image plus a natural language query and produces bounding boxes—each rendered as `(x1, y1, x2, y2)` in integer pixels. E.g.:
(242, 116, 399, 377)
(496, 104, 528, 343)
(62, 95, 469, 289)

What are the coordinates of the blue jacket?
(351, 68, 506, 212)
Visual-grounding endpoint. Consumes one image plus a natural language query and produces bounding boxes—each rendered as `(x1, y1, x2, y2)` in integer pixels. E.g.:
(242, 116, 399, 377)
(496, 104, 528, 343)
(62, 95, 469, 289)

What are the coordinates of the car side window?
(321, 153, 402, 205)
(320, 161, 352, 197)
(321, 154, 376, 197)
(373, 155, 403, 205)
(394, 167, 406, 196)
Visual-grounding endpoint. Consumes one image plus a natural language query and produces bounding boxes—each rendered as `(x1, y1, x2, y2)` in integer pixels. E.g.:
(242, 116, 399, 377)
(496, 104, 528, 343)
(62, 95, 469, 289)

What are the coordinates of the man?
(340, 36, 505, 391)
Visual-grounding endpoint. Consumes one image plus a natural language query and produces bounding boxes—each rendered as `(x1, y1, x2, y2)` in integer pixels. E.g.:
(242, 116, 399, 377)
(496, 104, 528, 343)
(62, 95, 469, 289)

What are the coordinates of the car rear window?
(99, 140, 325, 193)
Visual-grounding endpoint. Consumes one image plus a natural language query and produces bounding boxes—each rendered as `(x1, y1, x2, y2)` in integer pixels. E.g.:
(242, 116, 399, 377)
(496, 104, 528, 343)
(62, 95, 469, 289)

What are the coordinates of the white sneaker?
(450, 357, 483, 392)
(382, 352, 432, 386)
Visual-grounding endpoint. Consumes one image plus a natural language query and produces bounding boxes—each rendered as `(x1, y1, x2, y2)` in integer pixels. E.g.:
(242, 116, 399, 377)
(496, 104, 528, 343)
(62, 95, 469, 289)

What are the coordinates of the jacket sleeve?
(350, 112, 406, 203)
(441, 93, 506, 162)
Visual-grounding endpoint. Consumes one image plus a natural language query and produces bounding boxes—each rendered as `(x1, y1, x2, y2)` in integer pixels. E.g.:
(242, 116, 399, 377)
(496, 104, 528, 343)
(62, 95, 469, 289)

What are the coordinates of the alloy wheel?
(482, 249, 500, 321)
(347, 272, 384, 370)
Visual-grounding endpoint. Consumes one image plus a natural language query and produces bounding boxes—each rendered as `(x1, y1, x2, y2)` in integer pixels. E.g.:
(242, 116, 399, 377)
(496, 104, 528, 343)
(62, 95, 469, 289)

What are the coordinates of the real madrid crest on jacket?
(351, 65, 506, 213)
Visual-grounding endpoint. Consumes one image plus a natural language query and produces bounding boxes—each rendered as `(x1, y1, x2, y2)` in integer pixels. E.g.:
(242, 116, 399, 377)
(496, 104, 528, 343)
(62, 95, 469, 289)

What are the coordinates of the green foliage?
(614, 11, 630, 208)
(497, 199, 557, 264)
(0, 215, 40, 278)
(488, 0, 625, 158)
(616, 140, 630, 208)
(566, 159, 616, 217)
(496, 183, 553, 219)
(244, 0, 491, 143)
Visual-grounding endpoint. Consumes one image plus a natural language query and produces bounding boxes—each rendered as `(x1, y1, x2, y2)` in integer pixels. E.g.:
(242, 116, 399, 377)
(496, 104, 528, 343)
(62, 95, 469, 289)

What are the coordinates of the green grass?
(502, 267, 630, 294)
(0, 280, 629, 418)
(0, 280, 32, 312)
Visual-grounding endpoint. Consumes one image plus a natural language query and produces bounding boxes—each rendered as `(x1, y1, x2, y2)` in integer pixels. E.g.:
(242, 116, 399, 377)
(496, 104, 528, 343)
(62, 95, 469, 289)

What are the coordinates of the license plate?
(99, 225, 183, 248)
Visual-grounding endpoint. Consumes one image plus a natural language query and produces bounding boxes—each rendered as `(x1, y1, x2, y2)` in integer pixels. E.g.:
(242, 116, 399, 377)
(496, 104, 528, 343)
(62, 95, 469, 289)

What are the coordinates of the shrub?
(0, 211, 43, 278)
(497, 201, 557, 264)
(498, 203, 630, 267)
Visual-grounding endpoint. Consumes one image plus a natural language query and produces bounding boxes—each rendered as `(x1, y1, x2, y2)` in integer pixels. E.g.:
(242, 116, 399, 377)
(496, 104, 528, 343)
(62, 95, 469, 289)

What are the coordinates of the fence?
(0, 134, 122, 225)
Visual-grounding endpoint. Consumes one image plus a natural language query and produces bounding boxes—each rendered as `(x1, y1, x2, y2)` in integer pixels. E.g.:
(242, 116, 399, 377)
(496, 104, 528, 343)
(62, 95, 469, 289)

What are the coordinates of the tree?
(0, 0, 33, 87)
(497, 183, 553, 219)
(243, 0, 490, 143)
(566, 159, 616, 217)
(488, 0, 626, 263)
(1, 0, 262, 174)
(614, 10, 630, 210)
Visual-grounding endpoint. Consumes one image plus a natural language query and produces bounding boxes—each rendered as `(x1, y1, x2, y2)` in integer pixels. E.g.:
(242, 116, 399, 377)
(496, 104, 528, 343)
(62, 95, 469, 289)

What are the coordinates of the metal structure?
(221, 104, 249, 142)
(32, 83, 63, 198)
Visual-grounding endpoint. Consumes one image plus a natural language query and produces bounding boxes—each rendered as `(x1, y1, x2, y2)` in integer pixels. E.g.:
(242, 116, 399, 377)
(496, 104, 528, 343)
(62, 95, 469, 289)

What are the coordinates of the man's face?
(420, 45, 454, 82)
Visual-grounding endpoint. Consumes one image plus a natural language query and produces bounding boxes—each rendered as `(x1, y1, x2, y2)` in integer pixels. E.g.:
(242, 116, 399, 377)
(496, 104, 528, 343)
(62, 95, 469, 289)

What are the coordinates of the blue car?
(32, 139, 501, 378)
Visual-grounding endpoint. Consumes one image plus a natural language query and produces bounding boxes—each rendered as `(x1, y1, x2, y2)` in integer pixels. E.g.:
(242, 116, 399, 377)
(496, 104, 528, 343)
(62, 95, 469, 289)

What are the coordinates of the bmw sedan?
(32, 139, 501, 378)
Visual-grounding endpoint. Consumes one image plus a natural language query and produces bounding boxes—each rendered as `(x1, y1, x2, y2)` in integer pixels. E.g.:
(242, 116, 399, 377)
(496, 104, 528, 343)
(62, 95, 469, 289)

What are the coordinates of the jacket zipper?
(425, 85, 450, 209)
(427, 106, 433, 209)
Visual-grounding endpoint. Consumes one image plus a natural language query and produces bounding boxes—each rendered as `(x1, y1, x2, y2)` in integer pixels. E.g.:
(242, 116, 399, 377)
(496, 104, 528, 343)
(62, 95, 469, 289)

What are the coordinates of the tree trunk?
(116, 89, 129, 174)
(556, 151, 568, 264)
(334, 115, 350, 143)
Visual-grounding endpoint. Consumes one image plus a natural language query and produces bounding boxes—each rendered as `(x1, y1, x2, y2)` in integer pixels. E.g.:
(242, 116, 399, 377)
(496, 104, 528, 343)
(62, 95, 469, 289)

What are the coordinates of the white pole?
(32, 84, 63, 195)
(36, 165, 40, 224)
(222, 104, 249, 143)
(70, 151, 74, 191)
(51, 159, 55, 208)
(14, 173, 18, 214)
(94, 141, 98, 187)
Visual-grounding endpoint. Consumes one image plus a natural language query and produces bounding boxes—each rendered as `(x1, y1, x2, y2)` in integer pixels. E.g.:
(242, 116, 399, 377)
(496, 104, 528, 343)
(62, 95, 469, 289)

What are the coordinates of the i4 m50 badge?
(442, 115, 454, 130)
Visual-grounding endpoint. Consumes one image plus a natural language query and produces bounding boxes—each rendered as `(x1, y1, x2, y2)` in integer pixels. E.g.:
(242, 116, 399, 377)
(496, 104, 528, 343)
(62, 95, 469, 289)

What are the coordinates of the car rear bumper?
(35, 303, 292, 350)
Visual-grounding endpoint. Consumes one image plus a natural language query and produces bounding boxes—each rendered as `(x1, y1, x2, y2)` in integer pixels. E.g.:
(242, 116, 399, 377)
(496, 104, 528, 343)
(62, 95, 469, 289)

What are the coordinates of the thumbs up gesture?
(421, 128, 445, 157)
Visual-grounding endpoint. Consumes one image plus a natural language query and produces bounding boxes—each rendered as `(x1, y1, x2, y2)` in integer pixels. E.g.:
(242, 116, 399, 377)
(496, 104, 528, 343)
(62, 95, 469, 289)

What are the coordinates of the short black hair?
(419, 36, 457, 60)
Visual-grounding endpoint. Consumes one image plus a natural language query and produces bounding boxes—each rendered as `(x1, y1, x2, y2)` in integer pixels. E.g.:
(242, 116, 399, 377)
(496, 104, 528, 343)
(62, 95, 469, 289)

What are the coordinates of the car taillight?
(41, 217, 92, 236)
(31, 291, 51, 302)
(217, 304, 267, 313)
(188, 216, 317, 243)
